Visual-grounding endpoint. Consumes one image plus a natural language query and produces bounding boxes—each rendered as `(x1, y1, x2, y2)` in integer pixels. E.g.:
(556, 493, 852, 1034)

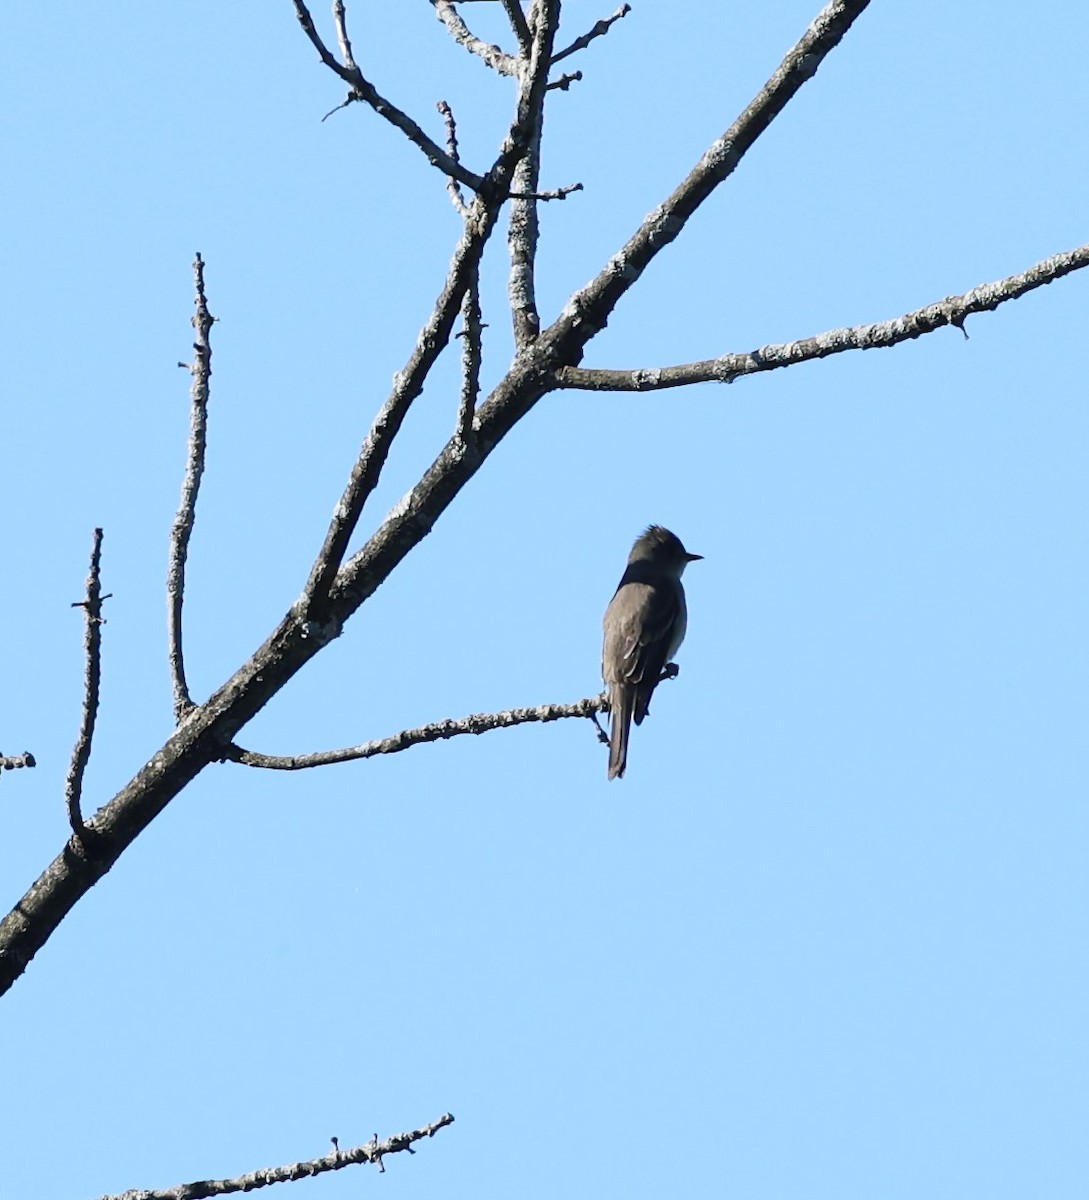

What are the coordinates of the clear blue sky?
(2, 3, 1087, 1198)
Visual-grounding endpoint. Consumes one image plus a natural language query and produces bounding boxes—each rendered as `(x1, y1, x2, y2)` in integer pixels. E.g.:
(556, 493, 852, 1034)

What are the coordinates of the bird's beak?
(685, 552, 703, 562)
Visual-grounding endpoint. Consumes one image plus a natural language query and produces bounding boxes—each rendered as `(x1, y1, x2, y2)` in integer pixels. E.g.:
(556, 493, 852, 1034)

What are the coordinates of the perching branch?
(556, 242, 1089, 391)
(551, 2, 631, 64)
(293, 1, 486, 192)
(434, 1, 519, 76)
(93, 1113, 454, 1200)
(228, 697, 606, 771)
(167, 254, 214, 721)
(65, 528, 110, 838)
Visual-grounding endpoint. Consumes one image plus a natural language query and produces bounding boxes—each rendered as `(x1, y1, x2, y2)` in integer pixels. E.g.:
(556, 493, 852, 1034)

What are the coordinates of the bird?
(602, 525, 702, 780)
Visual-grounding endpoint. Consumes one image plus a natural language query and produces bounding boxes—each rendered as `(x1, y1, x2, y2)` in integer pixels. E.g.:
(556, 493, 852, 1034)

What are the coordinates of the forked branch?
(557, 243, 1089, 391)
(294, 1, 485, 192)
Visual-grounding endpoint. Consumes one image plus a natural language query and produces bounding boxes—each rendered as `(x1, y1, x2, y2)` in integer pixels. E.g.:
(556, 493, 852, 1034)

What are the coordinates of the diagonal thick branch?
(556, 243, 1089, 391)
(93, 1113, 454, 1200)
(229, 696, 606, 771)
(167, 254, 214, 720)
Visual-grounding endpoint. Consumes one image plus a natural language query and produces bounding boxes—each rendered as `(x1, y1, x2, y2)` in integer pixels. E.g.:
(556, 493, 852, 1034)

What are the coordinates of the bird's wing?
(603, 580, 680, 724)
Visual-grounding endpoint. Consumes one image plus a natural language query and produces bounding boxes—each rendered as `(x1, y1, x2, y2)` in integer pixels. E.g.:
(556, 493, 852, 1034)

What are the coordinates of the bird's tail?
(608, 688, 633, 780)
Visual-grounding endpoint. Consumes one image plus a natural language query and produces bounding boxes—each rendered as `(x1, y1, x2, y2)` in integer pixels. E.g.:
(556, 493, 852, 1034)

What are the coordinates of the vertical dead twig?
(66, 528, 110, 837)
(457, 268, 484, 442)
(437, 100, 469, 216)
(168, 253, 214, 721)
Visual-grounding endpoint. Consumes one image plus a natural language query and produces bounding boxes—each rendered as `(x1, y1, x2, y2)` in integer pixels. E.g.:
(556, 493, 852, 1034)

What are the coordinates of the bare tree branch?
(532, 0, 874, 366)
(228, 697, 605, 771)
(293, 1, 486, 192)
(434, 1, 519, 75)
(66, 528, 110, 838)
(93, 1113, 454, 1200)
(167, 254, 214, 721)
(555, 243, 1089, 391)
(457, 267, 484, 441)
(551, 2, 631, 64)
(0, 752, 36, 776)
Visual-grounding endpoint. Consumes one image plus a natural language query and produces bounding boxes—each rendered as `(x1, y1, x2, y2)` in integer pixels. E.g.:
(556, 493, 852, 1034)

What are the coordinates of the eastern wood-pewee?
(602, 525, 702, 780)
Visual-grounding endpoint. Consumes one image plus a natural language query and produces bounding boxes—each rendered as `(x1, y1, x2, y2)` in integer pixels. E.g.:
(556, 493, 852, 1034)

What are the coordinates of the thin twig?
(66, 529, 110, 838)
(508, 182, 583, 200)
(547, 69, 582, 91)
(434, 1, 519, 75)
(457, 268, 484, 441)
(556, 242, 1089, 391)
(0, 752, 36, 776)
(332, 0, 356, 69)
(437, 100, 469, 216)
(551, 2, 631, 64)
(228, 697, 606, 770)
(92, 1113, 454, 1200)
(293, 1, 486, 192)
(167, 254, 214, 722)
